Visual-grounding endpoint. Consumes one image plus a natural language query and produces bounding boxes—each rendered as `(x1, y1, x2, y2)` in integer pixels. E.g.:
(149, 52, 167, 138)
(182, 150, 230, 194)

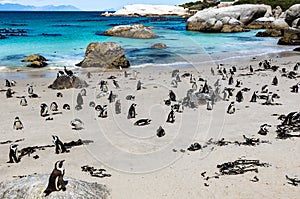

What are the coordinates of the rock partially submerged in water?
(278, 28, 300, 45)
(103, 24, 157, 39)
(0, 174, 111, 199)
(22, 54, 48, 68)
(76, 42, 130, 69)
(256, 29, 282, 37)
(151, 43, 167, 49)
(49, 75, 88, 89)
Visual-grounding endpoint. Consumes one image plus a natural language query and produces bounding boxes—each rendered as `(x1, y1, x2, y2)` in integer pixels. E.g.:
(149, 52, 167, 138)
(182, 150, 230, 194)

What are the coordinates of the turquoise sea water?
(0, 11, 294, 70)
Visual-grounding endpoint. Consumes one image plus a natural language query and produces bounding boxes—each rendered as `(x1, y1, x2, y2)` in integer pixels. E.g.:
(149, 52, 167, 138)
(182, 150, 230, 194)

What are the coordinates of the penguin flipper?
(58, 176, 66, 191)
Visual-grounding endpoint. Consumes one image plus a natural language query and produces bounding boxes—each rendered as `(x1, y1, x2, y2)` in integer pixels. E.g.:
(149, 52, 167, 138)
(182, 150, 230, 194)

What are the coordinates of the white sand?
(0, 51, 299, 198)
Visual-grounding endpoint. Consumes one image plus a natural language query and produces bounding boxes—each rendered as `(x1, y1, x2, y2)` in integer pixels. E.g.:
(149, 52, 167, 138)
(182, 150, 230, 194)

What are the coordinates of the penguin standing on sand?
(228, 75, 234, 85)
(206, 100, 213, 110)
(108, 91, 116, 103)
(265, 92, 274, 105)
(236, 90, 244, 103)
(40, 103, 49, 117)
(261, 85, 268, 93)
(44, 160, 66, 196)
(166, 107, 175, 123)
(28, 85, 33, 95)
(8, 144, 20, 163)
(258, 124, 271, 135)
(70, 118, 84, 130)
(115, 100, 121, 114)
(272, 76, 278, 86)
(6, 88, 13, 98)
(156, 126, 165, 137)
(97, 105, 107, 118)
(128, 103, 137, 119)
(20, 97, 28, 106)
(137, 80, 142, 90)
(80, 88, 87, 97)
(63, 104, 70, 110)
(77, 93, 83, 106)
(113, 80, 120, 89)
(52, 136, 69, 154)
(13, 117, 23, 130)
(250, 65, 254, 73)
(5, 79, 11, 87)
(169, 90, 176, 101)
(50, 102, 58, 112)
(227, 102, 235, 114)
(250, 91, 258, 102)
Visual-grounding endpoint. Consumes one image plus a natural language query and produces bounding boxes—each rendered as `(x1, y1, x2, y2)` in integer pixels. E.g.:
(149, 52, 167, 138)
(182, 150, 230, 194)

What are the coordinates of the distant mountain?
(0, 3, 81, 11)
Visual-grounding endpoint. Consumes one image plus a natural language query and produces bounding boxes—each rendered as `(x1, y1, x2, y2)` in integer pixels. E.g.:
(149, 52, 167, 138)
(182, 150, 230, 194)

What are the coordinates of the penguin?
(258, 124, 271, 135)
(236, 90, 244, 103)
(250, 91, 258, 102)
(40, 103, 49, 117)
(20, 97, 28, 106)
(232, 66, 237, 73)
(250, 65, 254, 73)
(77, 93, 83, 106)
(63, 104, 70, 110)
(171, 79, 178, 88)
(202, 81, 209, 93)
(13, 117, 23, 130)
(64, 66, 73, 76)
(86, 72, 92, 78)
(28, 85, 33, 95)
(293, 63, 299, 71)
(173, 103, 183, 113)
(164, 99, 171, 106)
(44, 160, 66, 196)
(108, 91, 117, 103)
(171, 69, 179, 78)
(128, 103, 137, 119)
(8, 144, 20, 163)
(124, 71, 128, 78)
(265, 92, 274, 105)
(223, 68, 227, 75)
(227, 102, 235, 114)
(291, 84, 299, 93)
(235, 80, 242, 88)
(10, 80, 16, 86)
(223, 89, 230, 101)
(115, 100, 121, 114)
(156, 126, 165, 137)
(52, 136, 69, 154)
(80, 88, 86, 96)
(282, 112, 298, 125)
(228, 75, 234, 85)
(6, 88, 13, 98)
(89, 101, 96, 107)
(56, 92, 63, 98)
(190, 74, 196, 83)
(191, 82, 197, 90)
(206, 100, 213, 110)
(126, 95, 135, 101)
(70, 118, 84, 130)
(169, 90, 176, 101)
(50, 102, 58, 111)
(134, 119, 151, 126)
(211, 67, 215, 76)
(137, 80, 142, 90)
(100, 81, 108, 92)
(97, 105, 108, 118)
(175, 73, 181, 82)
(272, 76, 278, 86)
(5, 79, 11, 87)
(261, 85, 268, 93)
(58, 70, 65, 76)
(166, 108, 175, 123)
(113, 80, 120, 88)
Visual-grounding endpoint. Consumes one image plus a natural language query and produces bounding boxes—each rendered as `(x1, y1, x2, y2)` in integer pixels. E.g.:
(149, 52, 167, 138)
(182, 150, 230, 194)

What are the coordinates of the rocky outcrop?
(0, 174, 111, 199)
(271, 18, 290, 30)
(151, 43, 167, 49)
(76, 42, 130, 69)
(103, 24, 157, 39)
(22, 54, 48, 68)
(256, 29, 282, 37)
(49, 75, 88, 89)
(285, 4, 300, 26)
(186, 4, 271, 33)
(246, 17, 274, 29)
(278, 28, 300, 45)
(293, 47, 300, 51)
(112, 4, 188, 16)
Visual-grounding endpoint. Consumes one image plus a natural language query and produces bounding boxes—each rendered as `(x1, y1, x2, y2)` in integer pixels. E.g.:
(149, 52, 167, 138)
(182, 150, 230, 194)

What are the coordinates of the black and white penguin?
(236, 90, 244, 103)
(50, 102, 58, 112)
(108, 91, 117, 103)
(228, 75, 234, 85)
(87, 72, 92, 79)
(126, 95, 135, 101)
(124, 71, 128, 78)
(127, 103, 137, 119)
(202, 81, 209, 93)
(166, 108, 175, 123)
(171, 79, 178, 88)
(40, 103, 48, 117)
(13, 117, 23, 130)
(191, 82, 197, 90)
(5, 79, 11, 87)
(115, 100, 121, 114)
(169, 90, 176, 101)
(134, 119, 151, 126)
(113, 80, 120, 89)
(211, 67, 215, 76)
(265, 92, 274, 105)
(52, 136, 69, 154)
(250, 91, 258, 102)
(63, 104, 70, 110)
(235, 80, 242, 88)
(291, 84, 299, 93)
(156, 126, 165, 137)
(80, 88, 87, 96)
(227, 102, 235, 114)
(293, 62, 299, 71)
(261, 85, 268, 93)
(282, 112, 298, 125)
(6, 88, 13, 98)
(272, 76, 278, 86)
(56, 92, 63, 98)
(44, 160, 66, 196)
(171, 69, 179, 78)
(97, 105, 107, 118)
(137, 80, 142, 90)
(258, 124, 271, 135)
(70, 118, 84, 130)
(64, 66, 73, 76)
(77, 93, 83, 106)
(175, 73, 181, 82)
(223, 89, 230, 101)
(99, 80, 108, 92)
(10, 80, 16, 86)
(89, 101, 95, 107)
(232, 66, 237, 73)
(250, 65, 254, 73)
(207, 100, 213, 110)
(8, 144, 20, 163)
(28, 85, 33, 95)
(20, 97, 28, 106)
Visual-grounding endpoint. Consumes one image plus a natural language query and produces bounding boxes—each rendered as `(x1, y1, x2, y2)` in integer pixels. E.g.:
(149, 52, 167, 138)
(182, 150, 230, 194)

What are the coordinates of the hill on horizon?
(0, 3, 81, 11)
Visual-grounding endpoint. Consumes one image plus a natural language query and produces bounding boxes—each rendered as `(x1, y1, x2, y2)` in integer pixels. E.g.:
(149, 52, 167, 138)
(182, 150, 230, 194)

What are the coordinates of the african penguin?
(227, 102, 235, 114)
(169, 90, 176, 101)
(44, 160, 66, 196)
(134, 119, 151, 126)
(80, 88, 87, 96)
(6, 88, 13, 98)
(52, 136, 69, 154)
(258, 124, 271, 135)
(70, 118, 84, 130)
(13, 117, 23, 130)
(236, 90, 244, 103)
(63, 104, 70, 110)
(8, 144, 20, 163)
(166, 108, 175, 123)
(40, 103, 48, 117)
(115, 100, 121, 114)
(50, 102, 58, 112)
(272, 76, 278, 86)
(113, 80, 120, 88)
(127, 103, 137, 119)
(250, 91, 258, 102)
(20, 97, 28, 106)
(28, 85, 33, 95)
(156, 126, 165, 137)
(137, 80, 142, 90)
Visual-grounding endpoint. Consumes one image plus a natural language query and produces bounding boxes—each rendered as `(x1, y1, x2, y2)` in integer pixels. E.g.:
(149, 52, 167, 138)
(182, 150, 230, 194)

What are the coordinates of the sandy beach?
(0, 50, 299, 198)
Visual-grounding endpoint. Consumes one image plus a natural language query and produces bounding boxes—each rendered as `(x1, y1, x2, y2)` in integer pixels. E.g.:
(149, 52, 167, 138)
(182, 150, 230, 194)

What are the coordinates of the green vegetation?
(179, 1, 220, 10)
(233, 0, 299, 11)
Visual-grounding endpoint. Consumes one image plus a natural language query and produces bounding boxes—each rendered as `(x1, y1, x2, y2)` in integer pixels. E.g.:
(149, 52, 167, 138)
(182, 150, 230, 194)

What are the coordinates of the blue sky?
(0, 0, 190, 10)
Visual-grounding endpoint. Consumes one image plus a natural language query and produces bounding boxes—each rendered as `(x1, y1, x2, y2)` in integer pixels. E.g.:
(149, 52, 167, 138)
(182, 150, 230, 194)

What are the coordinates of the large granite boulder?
(0, 174, 111, 199)
(151, 43, 167, 49)
(256, 29, 282, 37)
(103, 24, 157, 39)
(246, 17, 275, 29)
(76, 42, 130, 68)
(278, 28, 300, 45)
(48, 75, 88, 89)
(285, 4, 300, 26)
(271, 18, 290, 30)
(186, 4, 271, 32)
(22, 54, 48, 68)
